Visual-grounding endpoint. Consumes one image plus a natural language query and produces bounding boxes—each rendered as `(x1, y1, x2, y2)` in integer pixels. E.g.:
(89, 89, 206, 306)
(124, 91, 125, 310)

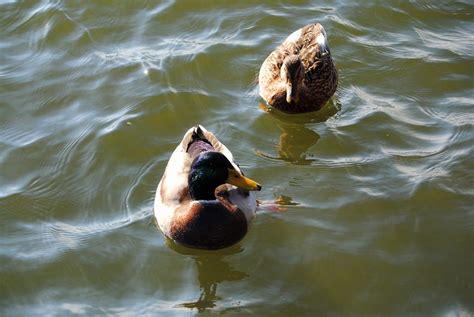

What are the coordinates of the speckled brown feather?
(259, 23, 338, 113)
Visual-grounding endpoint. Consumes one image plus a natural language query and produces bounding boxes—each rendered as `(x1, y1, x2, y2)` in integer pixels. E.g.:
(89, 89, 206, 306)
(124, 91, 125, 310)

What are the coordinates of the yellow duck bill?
(227, 169, 262, 191)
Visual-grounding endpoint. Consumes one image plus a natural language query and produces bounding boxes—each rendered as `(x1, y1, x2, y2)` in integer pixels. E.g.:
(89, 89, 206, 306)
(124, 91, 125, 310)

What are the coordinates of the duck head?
(280, 55, 305, 105)
(188, 151, 261, 201)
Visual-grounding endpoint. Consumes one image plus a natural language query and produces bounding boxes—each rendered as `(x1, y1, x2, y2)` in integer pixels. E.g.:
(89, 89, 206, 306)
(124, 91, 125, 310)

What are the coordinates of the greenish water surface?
(1, 1, 473, 316)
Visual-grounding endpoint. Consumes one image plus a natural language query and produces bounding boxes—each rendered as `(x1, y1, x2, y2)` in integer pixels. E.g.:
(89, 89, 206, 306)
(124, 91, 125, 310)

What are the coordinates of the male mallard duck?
(258, 23, 338, 113)
(154, 125, 262, 250)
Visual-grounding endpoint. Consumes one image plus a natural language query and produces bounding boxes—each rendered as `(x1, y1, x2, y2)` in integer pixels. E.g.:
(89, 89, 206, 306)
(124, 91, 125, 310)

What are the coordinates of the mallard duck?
(154, 125, 262, 250)
(258, 23, 338, 113)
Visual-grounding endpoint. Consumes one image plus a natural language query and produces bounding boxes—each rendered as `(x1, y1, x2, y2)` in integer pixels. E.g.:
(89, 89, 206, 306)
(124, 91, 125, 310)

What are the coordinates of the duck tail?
(193, 125, 206, 140)
(315, 24, 329, 54)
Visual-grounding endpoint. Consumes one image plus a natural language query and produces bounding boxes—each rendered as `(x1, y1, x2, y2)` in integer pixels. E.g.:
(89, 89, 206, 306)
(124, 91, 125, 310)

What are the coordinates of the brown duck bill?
(286, 83, 299, 104)
(226, 169, 262, 191)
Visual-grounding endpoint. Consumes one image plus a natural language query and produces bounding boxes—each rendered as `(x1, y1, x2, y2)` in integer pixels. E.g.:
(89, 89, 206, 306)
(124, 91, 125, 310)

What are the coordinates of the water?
(1, 1, 473, 316)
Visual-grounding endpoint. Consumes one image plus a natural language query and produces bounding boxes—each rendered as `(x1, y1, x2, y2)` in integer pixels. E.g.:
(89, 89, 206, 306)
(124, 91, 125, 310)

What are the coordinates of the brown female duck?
(258, 23, 338, 113)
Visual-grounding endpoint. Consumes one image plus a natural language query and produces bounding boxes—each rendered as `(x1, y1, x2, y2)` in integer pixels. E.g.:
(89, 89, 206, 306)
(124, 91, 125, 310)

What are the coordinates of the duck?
(154, 125, 262, 250)
(258, 23, 338, 114)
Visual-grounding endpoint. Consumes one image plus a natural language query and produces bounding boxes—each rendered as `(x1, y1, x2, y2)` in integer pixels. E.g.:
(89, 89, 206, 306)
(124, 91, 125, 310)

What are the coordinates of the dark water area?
(1, 1, 473, 316)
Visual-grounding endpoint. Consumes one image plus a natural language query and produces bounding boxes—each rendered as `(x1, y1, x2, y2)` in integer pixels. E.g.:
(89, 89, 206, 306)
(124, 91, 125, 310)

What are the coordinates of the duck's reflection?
(168, 240, 247, 313)
(255, 118, 320, 165)
(256, 99, 340, 165)
(276, 123, 320, 165)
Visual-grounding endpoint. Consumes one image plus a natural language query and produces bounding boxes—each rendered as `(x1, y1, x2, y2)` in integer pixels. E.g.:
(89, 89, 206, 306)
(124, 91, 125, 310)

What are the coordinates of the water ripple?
(415, 27, 474, 59)
(2, 207, 152, 267)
